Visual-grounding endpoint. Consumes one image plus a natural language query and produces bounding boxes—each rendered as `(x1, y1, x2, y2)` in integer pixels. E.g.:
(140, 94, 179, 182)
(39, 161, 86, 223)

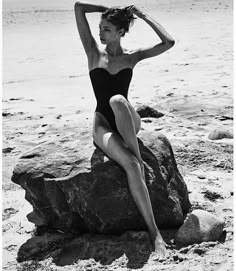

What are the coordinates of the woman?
(74, 1, 175, 257)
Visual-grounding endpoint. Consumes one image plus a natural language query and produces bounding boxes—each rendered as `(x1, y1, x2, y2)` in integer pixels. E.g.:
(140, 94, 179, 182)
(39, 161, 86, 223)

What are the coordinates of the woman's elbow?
(74, 1, 82, 9)
(167, 39, 175, 48)
(162, 39, 175, 52)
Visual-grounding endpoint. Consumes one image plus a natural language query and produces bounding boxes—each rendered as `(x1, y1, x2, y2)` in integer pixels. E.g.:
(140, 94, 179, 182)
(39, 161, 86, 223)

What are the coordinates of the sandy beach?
(2, 0, 233, 270)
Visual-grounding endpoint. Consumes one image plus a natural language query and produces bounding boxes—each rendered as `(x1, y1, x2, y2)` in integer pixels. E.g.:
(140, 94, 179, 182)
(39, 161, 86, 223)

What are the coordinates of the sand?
(2, 0, 233, 270)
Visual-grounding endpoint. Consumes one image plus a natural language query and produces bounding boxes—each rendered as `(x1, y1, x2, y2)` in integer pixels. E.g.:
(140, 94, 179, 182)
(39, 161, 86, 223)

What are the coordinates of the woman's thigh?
(93, 113, 138, 169)
(109, 95, 141, 134)
(127, 101, 141, 134)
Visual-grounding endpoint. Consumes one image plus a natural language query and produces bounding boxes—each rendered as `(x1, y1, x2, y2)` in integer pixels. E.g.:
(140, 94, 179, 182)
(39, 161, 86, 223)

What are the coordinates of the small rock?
(191, 247, 207, 255)
(9, 97, 23, 101)
(2, 147, 15, 154)
(173, 254, 179, 261)
(41, 124, 48, 127)
(174, 209, 225, 246)
(179, 246, 192, 254)
(142, 119, 152, 123)
(56, 115, 62, 119)
(5, 245, 17, 251)
(2, 112, 12, 117)
(217, 115, 233, 121)
(178, 255, 184, 262)
(173, 253, 184, 262)
(136, 105, 164, 118)
(202, 241, 218, 248)
(208, 129, 233, 140)
(3, 207, 19, 220)
(197, 175, 206, 179)
(202, 190, 224, 202)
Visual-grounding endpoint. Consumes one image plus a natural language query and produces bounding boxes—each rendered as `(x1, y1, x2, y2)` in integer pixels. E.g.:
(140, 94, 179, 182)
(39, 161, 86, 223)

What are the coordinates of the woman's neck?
(106, 42, 123, 57)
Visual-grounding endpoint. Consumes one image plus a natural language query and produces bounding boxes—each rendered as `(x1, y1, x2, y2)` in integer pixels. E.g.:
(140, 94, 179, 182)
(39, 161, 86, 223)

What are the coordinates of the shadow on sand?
(17, 230, 158, 269)
(53, 231, 152, 268)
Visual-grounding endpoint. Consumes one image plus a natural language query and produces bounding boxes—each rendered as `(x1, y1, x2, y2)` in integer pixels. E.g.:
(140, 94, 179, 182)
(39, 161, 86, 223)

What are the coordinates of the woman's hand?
(127, 5, 145, 19)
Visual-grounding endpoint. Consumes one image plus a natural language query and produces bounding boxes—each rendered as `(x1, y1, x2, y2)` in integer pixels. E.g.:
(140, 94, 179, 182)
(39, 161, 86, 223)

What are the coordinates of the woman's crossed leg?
(93, 98, 166, 256)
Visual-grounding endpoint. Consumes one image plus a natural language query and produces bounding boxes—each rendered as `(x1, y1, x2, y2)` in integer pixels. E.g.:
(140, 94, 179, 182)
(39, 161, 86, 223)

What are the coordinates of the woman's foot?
(151, 231, 167, 258)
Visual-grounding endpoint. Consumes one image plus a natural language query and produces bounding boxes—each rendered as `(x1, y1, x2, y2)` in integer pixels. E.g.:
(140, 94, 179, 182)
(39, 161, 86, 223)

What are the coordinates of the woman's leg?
(109, 95, 145, 177)
(109, 95, 141, 159)
(93, 113, 166, 256)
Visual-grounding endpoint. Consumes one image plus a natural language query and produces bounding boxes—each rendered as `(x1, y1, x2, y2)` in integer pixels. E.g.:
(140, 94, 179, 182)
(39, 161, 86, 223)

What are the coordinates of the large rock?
(174, 209, 225, 246)
(12, 131, 191, 234)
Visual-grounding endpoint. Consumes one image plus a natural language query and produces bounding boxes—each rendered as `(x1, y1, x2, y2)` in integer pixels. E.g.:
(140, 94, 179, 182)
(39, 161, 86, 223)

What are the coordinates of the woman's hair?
(101, 6, 136, 37)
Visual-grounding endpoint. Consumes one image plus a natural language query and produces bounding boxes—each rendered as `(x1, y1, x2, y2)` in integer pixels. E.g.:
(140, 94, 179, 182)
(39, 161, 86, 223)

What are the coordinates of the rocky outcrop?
(12, 131, 191, 234)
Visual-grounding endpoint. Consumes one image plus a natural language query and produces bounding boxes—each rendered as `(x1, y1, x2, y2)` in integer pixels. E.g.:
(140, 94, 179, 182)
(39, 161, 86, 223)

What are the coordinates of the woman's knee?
(123, 155, 140, 172)
(124, 156, 144, 188)
(109, 95, 127, 112)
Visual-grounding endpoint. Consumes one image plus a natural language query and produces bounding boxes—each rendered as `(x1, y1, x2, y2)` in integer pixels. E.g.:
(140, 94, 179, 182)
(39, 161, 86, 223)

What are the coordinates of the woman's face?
(99, 19, 123, 44)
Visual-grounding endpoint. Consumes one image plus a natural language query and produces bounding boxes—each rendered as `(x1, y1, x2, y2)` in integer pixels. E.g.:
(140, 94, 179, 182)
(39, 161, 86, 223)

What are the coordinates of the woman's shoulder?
(122, 48, 143, 67)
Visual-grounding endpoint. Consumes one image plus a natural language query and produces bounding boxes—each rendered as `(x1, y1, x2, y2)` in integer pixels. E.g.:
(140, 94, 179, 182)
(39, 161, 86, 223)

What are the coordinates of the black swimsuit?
(89, 67, 133, 134)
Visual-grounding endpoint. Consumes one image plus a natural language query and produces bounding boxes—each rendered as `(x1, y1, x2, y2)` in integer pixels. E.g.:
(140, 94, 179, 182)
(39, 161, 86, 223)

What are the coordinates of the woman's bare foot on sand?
(151, 231, 167, 258)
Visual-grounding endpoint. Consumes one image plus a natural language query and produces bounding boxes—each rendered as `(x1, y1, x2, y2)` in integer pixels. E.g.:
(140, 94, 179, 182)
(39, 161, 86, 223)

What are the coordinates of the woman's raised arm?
(74, 2, 108, 57)
(130, 6, 175, 64)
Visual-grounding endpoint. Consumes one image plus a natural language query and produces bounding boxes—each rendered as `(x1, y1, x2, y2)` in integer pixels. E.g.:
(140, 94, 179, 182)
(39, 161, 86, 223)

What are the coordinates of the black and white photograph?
(2, 0, 233, 270)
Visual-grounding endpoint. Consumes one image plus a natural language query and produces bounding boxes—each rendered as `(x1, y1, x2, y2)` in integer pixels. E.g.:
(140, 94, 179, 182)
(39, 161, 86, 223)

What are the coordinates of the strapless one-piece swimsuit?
(89, 67, 133, 134)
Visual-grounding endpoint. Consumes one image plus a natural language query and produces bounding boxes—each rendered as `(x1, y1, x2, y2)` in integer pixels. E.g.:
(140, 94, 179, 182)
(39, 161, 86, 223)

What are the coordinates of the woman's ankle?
(150, 228, 162, 241)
